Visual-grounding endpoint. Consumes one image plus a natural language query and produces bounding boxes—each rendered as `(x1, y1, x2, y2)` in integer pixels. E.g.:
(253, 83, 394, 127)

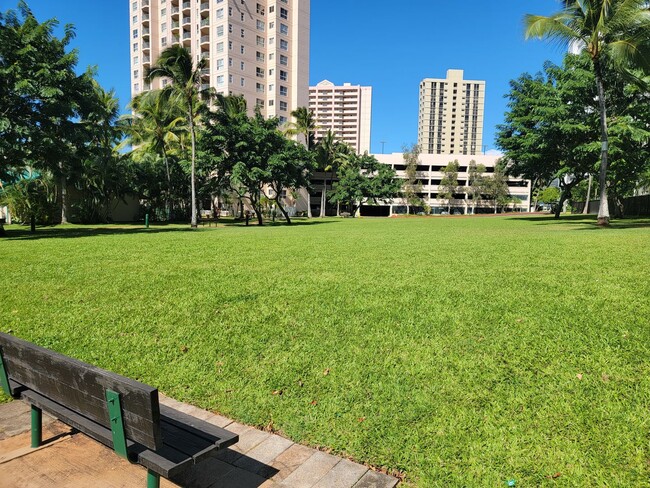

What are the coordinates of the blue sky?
(4, 0, 566, 154)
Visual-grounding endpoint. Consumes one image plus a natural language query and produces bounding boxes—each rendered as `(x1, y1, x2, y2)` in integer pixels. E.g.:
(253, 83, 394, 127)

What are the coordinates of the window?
(161, 8, 166, 16)
(269, 21, 274, 29)
(256, 67, 264, 78)
(256, 51, 264, 62)
(216, 8, 224, 18)
(132, 2, 138, 12)
(269, 83, 274, 92)
(240, 78, 245, 86)
(280, 39, 288, 50)
(269, 6, 275, 13)
(241, 28, 245, 38)
(229, 74, 233, 82)
(229, 41, 232, 50)
(161, 22, 167, 32)
(133, 69, 139, 78)
(279, 101, 287, 111)
(269, 100, 274, 106)
(280, 54, 288, 66)
(256, 35, 265, 46)
(228, 7, 232, 15)
(217, 75, 224, 86)
(240, 61, 245, 70)
(256, 98, 265, 107)
(256, 20, 265, 31)
(229, 57, 233, 66)
(133, 42, 139, 51)
(217, 25, 224, 36)
(229, 24, 232, 33)
(280, 23, 288, 34)
(269, 53, 274, 60)
(269, 68, 274, 76)
(256, 83, 264, 93)
(280, 70, 287, 81)
(241, 12, 245, 21)
(257, 4, 265, 15)
(280, 8, 288, 19)
(133, 55, 139, 64)
(162, 79, 168, 87)
(133, 15, 138, 24)
(269, 36, 274, 45)
(240, 45, 245, 54)
(217, 59, 224, 70)
(279, 116, 287, 123)
(217, 41, 224, 52)
(134, 82, 140, 91)
(161, 36, 167, 46)
(279, 85, 287, 96)
(133, 29, 139, 38)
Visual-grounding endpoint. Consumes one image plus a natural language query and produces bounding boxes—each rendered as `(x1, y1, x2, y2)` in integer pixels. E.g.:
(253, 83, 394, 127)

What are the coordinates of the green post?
(145, 213, 149, 228)
(31, 405, 42, 448)
(147, 469, 160, 488)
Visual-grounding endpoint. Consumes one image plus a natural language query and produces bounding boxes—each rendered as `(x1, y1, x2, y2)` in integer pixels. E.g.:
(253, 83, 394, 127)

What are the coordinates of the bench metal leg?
(147, 470, 160, 488)
(31, 405, 42, 448)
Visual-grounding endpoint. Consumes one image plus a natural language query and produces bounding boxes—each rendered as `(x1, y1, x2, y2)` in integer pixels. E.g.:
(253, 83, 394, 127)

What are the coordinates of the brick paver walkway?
(0, 398, 399, 488)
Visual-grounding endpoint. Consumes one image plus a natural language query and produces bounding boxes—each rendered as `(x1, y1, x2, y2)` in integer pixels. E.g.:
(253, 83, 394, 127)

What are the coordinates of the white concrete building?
(309, 80, 372, 154)
(368, 153, 530, 216)
(129, 0, 310, 122)
(418, 70, 485, 156)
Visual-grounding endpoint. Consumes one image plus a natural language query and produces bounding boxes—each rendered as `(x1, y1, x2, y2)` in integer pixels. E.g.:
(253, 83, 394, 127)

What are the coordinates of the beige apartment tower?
(309, 80, 372, 154)
(129, 0, 310, 122)
(418, 69, 485, 155)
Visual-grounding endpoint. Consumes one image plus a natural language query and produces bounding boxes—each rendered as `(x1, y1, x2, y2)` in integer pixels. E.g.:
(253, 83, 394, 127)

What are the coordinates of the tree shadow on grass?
(218, 218, 338, 228)
(2, 224, 195, 241)
(506, 214, 650, 230)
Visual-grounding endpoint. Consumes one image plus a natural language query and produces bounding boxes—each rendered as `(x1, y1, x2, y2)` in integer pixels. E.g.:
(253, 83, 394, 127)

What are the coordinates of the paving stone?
(233, 434, 293, 475)
(205, 465, 270, 488)
(352, 469, 400, 488)
(257, 443, 314, 481)
(214, 423, 269, 465)
(312, 458, 368, 488)
(278, 451, 340, 487)
(171, 456, 235, 488)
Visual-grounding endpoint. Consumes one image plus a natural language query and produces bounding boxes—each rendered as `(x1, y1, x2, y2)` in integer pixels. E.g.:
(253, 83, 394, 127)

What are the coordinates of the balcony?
(171, 21, 180, 30)
(200, 18, 210, 28)
(142, 13, 150, 25)
(143, 55, 151, 64)
(201, 52, 210, 60)
(201, 83, 210, 91)
(142, 41, 151, 51)
(201, 68, 210, 77)
(182, 16, 191, 25)
(171, 6, 180, 17)
(200, 35, 210, 45)
(182, 1, 191, 11)
(200, 2, 209, 11)
(141, 0, 150, 10)
(142, 27, 150, 38)
(182, 31, 192, 40)
(172, 35, 180, 44)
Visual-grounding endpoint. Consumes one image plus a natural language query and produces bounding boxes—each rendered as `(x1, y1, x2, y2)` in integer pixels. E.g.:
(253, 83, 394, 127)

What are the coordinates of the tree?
(525, 0, 650, 225)
(0, 171, 57, 232)
(402, 143, 424, 214)
(0, 2, 96, 224)
(329, 154, 401, 217)
(538, 186, 562, 212)
(286, 106, 318, 218)
(438, 160, 460, 213)
(484, 163, 511, 213)
(314, 130, 349, 217)
(467, 160, 486, 214)
(147, 45, 208, 228)
(121, 90, 186, 220)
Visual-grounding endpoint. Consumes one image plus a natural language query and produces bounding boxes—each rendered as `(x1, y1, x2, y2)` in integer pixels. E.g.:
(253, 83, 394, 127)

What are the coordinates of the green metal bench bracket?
(0, 348, 11, 396)
(105, 389, 128, 459)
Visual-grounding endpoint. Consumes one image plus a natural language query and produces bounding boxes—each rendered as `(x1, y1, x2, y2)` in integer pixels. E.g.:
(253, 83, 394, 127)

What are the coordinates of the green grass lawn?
(1, 215, 649, 486)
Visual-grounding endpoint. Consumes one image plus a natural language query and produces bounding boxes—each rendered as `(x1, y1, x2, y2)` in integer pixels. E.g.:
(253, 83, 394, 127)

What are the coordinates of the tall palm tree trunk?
(162, 147, 172, 221)
(320, 177, 328, 218)
(60, 174, 68, 224)
(582, 174, 593, 214)
(594, 61, 610, 226)
(188, 103, 198, 229)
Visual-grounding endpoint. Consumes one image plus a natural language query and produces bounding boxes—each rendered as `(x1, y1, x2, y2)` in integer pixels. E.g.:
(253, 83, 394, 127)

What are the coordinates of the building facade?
(129, 0, 310, 121)
(308, 80, 372, 154)
(418, 69, 485, 156)
(369, 153, 530, 216)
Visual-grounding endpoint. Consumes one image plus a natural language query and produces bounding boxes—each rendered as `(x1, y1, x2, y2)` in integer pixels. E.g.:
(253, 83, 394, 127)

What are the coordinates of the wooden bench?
(0, 332, 238, 487)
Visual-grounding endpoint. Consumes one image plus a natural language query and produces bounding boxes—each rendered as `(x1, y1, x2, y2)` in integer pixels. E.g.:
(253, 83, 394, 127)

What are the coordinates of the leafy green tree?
(525, 0, 650, 225)
(538, 186, 561, 207)
(402, 143, 424, 214)
(0, 2, 95, 224)
(121, 90, 186, 220)
(147, 45, 208, 228)
(0, 171, 57, 232)
(286, 106, 318, 218)
(438, 160, 460, 213)
(329, 154, 401, 217)
(314, 131, 349, 217)
(483, 163, 511, 213)
(467, 160, 486, 214)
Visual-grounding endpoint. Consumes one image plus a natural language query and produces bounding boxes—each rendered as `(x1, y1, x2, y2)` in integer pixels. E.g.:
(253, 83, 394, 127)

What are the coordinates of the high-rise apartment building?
(129, 0, 309, 122)
(418, 69, 485, 155)
(309, 80, 372, 154)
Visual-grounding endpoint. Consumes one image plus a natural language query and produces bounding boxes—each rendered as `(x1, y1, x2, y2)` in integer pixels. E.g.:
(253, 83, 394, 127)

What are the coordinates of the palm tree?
(525, 0, 650, 225)
(146, 45, 208, 228)
(314, 130, 346, 218)
(286, 106, 318, 218)
(121, 90, 185, 220)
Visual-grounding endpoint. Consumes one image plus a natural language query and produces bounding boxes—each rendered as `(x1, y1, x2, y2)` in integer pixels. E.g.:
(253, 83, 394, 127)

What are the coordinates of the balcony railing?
(200, 2, 209, 11)
(200, 35, 210, 43)
(200, 18, 210, 27)
(171, 7, 180, 14)
(201, 52, 210, 59)
(182, 31, 191, 39)
(182, 1, 191, 9)
(182, 16, 191, 24)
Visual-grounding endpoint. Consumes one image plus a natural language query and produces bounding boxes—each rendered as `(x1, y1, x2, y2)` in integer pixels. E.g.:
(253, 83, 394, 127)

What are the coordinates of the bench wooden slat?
(160, 404, 238, 450)
(0, 333, 162, 450)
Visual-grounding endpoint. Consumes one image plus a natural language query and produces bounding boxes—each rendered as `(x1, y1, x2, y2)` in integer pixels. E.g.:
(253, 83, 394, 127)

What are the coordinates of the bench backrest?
(0, 333, 162, 450)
